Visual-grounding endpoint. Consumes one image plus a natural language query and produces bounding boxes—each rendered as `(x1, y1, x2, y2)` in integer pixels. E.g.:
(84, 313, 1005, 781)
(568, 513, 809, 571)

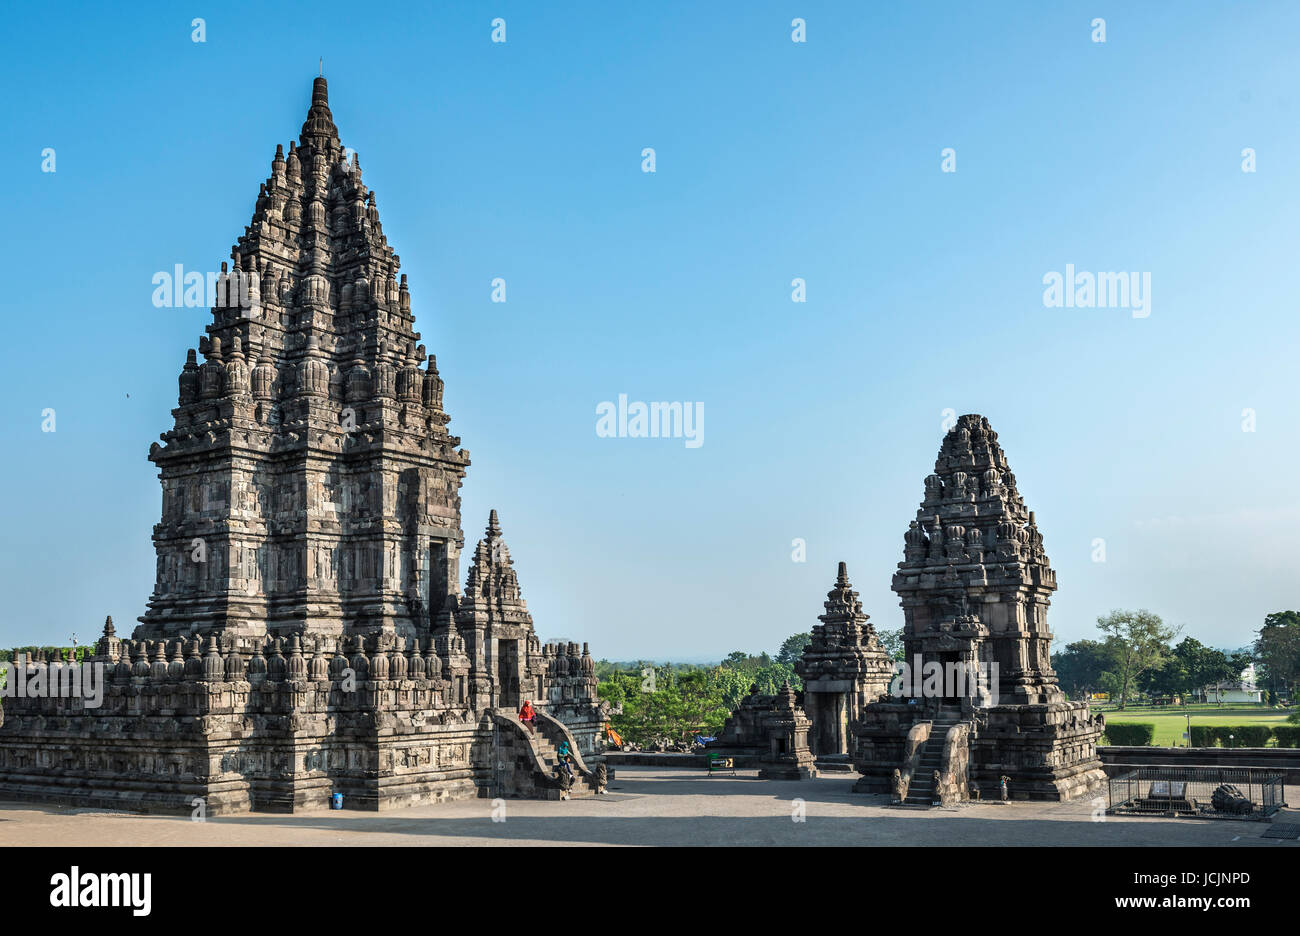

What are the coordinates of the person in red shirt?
(518, 700, 537, 735)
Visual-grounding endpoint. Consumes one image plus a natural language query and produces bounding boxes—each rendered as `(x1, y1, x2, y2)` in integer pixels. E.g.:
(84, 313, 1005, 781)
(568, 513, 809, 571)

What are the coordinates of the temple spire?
(146, 75, 467, 641)
(300, 76, 339, 152)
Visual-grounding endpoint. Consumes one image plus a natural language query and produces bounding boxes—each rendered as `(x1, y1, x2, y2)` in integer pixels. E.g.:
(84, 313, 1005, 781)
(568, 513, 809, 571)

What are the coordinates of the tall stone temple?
(0, 77, 608, 813)
(851, 415, 1105, 803)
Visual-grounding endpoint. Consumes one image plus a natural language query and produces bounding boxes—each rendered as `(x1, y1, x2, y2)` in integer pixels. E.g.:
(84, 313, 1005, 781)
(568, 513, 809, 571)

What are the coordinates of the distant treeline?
(0, 647, 91, 663)
(1051, 609, 1300, 707)
(594, 635, 855, 745)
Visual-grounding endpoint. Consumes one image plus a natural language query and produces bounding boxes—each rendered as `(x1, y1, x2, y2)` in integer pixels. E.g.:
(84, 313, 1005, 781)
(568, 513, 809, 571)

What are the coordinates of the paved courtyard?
(1, 768, 1296, 847)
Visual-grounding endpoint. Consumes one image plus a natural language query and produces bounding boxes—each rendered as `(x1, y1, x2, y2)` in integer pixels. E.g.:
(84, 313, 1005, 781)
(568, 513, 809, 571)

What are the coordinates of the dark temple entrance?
(938, 651, 962, 706)
(497, 639, 520, 709)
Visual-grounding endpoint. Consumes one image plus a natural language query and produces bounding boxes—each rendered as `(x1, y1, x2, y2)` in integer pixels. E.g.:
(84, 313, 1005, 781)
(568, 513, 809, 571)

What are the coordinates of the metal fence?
(1107, 766, 1286, 820)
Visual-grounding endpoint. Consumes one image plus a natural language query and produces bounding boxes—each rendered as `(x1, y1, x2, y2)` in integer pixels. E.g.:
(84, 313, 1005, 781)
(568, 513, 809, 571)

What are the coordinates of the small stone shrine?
(795, 562, 895, 770)
(707, 683, 817, 779)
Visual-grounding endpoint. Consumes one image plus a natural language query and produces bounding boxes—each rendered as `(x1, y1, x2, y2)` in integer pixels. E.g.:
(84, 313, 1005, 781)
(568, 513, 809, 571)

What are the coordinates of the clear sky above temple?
(2, 1, 1297, 659)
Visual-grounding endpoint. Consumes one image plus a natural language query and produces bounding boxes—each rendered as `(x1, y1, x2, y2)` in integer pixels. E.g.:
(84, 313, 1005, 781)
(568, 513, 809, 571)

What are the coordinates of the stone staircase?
(491, 710, 600, 799)
(528, 730, 596, 798)
(904, 710, 963, 806)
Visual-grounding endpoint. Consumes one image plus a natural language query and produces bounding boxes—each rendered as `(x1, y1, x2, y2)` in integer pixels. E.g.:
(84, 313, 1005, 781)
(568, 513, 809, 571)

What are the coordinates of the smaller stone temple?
(707, 683, 817, 779)
(795, 562, 895, 770)
(851, 415, 1106, 803)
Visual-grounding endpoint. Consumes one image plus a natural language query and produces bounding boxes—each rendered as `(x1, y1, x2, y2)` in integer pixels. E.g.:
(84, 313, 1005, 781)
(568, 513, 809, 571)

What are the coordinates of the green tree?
(1095, 609, 1180, 710)
(1255, 611, 1300, 700)
(776, 632, 811, 665)
(1141, 653, 1189, 699)
(1142, 638, 1238, 701)
(674, 669, 729, 735)
(713, 664, 756, 712)
(717, 652, 800, 709)
(876, 627, 905, 662)
(598, 649, 813, 745)
(1052, 639, 1113, 699)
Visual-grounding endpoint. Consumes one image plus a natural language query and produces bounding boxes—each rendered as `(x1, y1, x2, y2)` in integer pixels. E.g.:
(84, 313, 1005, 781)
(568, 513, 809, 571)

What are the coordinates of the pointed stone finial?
(301, 76, 338, 147)
(103, 615, 115, 636)
(836, 561, 850, 588)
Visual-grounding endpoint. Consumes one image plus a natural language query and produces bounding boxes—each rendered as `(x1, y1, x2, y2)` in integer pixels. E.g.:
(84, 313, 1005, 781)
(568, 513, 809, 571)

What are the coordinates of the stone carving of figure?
(553, 763, 573, 797)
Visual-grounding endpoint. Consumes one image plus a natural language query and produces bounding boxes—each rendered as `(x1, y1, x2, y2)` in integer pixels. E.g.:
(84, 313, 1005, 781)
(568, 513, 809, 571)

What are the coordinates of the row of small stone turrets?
(542, 642, 597, 679)
(76, 618, 463, 685)
(176, 333, 444, 412)
(903, 513, 1046, 566)
(18, 620, 596, 686)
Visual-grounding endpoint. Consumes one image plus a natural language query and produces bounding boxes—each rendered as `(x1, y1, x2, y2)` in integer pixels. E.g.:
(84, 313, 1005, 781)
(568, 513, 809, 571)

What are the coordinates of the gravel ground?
(1, 768, 1296, 847)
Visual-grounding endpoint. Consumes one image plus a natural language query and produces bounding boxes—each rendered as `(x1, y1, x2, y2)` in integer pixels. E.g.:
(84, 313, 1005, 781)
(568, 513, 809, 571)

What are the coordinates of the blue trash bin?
(331, 793, 343, 810)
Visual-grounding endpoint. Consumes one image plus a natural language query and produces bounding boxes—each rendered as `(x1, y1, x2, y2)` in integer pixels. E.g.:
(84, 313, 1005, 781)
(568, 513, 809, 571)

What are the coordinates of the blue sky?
(1, 1, 1296, 659)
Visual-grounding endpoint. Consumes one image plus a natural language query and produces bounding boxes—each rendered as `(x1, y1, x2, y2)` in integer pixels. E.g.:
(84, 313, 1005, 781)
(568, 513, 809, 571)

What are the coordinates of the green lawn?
(1098, 704, 1292, 747)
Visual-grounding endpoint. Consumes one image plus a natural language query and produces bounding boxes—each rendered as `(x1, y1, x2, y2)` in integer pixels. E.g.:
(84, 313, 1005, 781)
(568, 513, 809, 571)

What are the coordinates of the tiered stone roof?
(892, 414, 1060, 702)
(797, 562, 892, 685)
(141, 77, 469, 645)
(899, 413, 1049, 587)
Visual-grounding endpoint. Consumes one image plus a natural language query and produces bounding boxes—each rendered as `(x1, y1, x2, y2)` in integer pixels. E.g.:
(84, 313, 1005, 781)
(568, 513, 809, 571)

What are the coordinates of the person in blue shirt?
(556, 741, 576, 781)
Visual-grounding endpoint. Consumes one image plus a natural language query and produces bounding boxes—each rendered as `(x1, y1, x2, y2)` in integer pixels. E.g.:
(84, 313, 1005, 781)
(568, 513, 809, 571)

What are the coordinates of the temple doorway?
(497, 639, 520, 709)
(939, 651, 962, 706)
(807, 693, 846, 756)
